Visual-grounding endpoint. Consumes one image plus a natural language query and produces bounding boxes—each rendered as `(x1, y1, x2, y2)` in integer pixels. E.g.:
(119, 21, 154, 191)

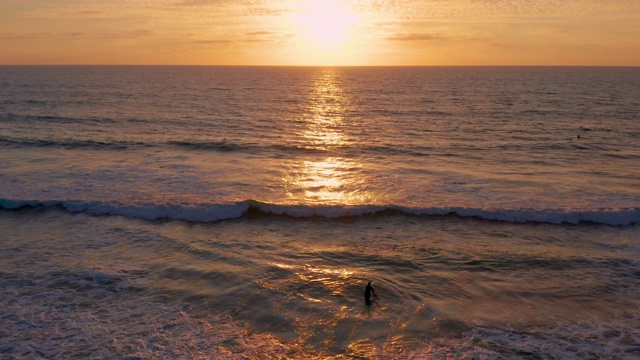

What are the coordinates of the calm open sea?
(1, 66, 639, 359)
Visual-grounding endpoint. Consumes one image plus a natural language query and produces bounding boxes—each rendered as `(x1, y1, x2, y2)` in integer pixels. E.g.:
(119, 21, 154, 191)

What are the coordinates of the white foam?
(0, 270, 308, 359)
(455, 320, 640, 360)
(3, 268, 637, 359)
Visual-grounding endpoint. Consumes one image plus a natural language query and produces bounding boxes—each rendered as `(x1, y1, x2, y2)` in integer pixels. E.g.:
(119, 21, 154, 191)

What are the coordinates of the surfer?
(364, 281, 377, 306)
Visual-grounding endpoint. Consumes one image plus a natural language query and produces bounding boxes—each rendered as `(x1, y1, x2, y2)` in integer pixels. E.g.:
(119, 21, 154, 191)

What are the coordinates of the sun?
(290, 0, 361, 49)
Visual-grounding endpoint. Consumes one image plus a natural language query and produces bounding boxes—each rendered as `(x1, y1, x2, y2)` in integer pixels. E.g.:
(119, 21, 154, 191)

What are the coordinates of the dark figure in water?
(364, 282, 377, 306)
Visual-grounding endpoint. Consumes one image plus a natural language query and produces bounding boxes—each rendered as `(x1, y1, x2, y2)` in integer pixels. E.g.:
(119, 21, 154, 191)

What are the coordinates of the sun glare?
(290, 0, 361, 49)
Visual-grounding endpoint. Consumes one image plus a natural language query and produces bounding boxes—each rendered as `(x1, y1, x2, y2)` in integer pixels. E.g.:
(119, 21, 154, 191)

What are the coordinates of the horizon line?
(1, 64, 639, 68)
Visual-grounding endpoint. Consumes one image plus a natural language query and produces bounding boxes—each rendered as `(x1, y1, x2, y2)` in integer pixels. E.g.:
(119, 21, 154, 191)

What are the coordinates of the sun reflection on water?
(284, 69, 371, 205)
(274, 70, 381, 353)
(266, 260, 362, 354)
(270, 261, 356, 301)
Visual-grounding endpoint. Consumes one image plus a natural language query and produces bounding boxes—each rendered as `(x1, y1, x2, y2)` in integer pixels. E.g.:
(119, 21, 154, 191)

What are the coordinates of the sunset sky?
(1, 0, 639, 66)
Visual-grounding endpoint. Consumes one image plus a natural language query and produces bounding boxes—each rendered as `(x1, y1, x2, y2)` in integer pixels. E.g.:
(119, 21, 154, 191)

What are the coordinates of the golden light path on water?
(265, 260, 393, 357)
(283, 69, 371, 205)
(276, 70, 399, 356)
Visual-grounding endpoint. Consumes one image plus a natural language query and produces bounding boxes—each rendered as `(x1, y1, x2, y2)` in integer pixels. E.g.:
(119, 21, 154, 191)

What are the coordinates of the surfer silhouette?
(364, 281, 377, 306)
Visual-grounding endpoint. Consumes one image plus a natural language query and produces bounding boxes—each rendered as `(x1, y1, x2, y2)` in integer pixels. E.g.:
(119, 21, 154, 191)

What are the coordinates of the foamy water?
(1, 66, 639, 358)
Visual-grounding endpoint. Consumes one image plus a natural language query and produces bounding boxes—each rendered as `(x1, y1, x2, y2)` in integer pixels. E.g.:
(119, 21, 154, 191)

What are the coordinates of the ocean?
(0, 66, 639, 359)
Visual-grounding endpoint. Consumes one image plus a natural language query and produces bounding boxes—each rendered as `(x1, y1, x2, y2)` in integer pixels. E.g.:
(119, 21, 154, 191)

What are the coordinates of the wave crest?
(1, 198, 638, 226)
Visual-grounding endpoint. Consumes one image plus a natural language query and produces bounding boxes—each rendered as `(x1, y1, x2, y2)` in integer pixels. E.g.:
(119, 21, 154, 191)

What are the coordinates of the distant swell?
(0, 135, 430, 157)
(1, 198, 638, 226)
(0, 136, 145, 150)
(0, 113, 119, 124)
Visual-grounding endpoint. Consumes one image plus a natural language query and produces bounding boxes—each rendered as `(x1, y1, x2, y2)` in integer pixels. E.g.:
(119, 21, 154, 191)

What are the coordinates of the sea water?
(0, 66, 639, 358)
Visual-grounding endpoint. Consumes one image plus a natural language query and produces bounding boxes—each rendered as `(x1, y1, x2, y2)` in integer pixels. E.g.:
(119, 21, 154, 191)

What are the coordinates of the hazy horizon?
(2, 0, 639, 67)
(2, 64, 640, 68)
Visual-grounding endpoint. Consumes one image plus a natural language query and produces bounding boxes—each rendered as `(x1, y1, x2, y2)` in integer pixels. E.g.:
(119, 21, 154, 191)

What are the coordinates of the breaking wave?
(1, 198, 638, 226)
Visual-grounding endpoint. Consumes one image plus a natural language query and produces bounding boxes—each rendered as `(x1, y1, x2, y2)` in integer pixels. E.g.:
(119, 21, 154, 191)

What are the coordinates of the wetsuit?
(365, 284, 374, 305)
